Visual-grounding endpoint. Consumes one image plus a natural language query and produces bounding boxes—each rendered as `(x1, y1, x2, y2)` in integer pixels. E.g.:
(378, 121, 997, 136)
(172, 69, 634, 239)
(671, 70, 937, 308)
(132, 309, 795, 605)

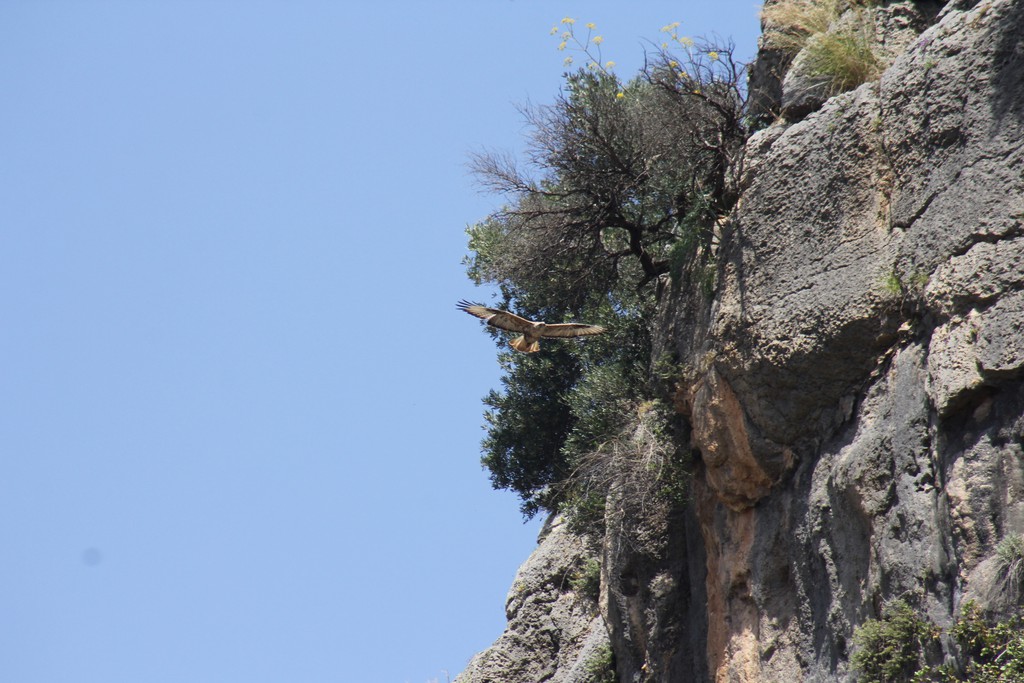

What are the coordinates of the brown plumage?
(457, 300, 606, 353)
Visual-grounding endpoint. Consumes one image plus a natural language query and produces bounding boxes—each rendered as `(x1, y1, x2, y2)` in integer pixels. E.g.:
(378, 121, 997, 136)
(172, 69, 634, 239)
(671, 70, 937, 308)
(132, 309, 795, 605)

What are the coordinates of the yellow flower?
(616, 92, 625, 99)
(587, 61, 597, 69)
(679, 36, 694, 47)
(562, 31, 571, 39)
(708, 50, 720, 61)
(605, 60, 615, 69)
(564, 56, 574, 66)
(558, 41, 567, 51)
(550, 26, 559, 35)
(661, 42, 669, 49)
(669, 60, 679, 68)
(586, 22, 596, 29)
(560, 17, 575, 24)
(592, 35, 604, 45)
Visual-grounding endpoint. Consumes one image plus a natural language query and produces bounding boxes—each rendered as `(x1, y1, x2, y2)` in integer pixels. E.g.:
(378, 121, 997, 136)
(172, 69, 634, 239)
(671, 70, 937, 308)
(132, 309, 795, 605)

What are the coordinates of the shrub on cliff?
(851, 599, 1024, 682)
(948, 601, 1024, 682)
(851, 599, 940, 682)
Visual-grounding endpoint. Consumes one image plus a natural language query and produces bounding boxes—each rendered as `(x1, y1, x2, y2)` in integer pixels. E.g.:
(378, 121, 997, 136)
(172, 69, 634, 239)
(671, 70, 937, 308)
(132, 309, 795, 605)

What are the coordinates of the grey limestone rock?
(454, 517, 610, 683)
(682, 0, 1024, 679)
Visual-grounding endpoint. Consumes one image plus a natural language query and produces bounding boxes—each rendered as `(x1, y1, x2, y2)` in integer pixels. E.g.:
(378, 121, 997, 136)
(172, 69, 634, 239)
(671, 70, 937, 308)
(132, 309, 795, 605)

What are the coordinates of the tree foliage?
(465, 23, 748, 518)
(851, 599, 941, 682)
(851, 599, 1024, 682)
(948, 602, 1024, 682)
(468, 40, 746, 299)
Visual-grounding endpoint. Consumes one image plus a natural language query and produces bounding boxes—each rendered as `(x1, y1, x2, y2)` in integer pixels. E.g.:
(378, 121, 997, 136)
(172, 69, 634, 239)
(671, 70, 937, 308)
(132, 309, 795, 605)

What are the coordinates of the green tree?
(469, 58, 744, 297)
(465, 27, 747, 518)
(948, 601, 1024, 682)
(851, 599, 940, 682)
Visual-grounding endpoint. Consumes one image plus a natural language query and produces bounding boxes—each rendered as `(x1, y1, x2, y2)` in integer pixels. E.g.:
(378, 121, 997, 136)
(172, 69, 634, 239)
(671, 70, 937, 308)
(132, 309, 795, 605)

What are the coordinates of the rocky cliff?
(456, 0, 1024, 680)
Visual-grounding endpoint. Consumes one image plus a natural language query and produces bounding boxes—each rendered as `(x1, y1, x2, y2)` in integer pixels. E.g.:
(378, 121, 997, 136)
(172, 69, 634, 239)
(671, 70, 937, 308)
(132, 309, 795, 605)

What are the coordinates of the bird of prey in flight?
(457, 300, 606, 353)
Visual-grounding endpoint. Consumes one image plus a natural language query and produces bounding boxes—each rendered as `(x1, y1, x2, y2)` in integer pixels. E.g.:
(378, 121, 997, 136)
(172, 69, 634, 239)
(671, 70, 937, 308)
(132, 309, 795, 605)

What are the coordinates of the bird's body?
(457, 300, 605, 353)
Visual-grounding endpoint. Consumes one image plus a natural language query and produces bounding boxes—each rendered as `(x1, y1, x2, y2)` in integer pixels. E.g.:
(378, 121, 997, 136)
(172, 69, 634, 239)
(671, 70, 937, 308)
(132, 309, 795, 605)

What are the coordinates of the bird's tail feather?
(510, 336, 540, 353)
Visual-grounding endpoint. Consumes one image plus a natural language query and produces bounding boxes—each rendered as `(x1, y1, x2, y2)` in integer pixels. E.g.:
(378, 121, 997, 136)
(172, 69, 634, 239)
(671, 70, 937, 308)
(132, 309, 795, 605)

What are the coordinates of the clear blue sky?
(0, 3, 760, 681)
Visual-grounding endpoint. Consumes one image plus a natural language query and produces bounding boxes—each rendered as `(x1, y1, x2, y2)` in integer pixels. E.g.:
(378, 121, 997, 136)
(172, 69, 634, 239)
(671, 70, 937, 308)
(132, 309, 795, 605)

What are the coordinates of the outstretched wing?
(539, 322, 606, 338)
(457, 300, 537, 334)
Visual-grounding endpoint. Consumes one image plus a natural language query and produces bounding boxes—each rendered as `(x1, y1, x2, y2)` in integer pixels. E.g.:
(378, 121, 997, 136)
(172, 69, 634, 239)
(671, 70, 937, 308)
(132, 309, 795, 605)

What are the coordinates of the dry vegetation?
(762, 0, 885, 97)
